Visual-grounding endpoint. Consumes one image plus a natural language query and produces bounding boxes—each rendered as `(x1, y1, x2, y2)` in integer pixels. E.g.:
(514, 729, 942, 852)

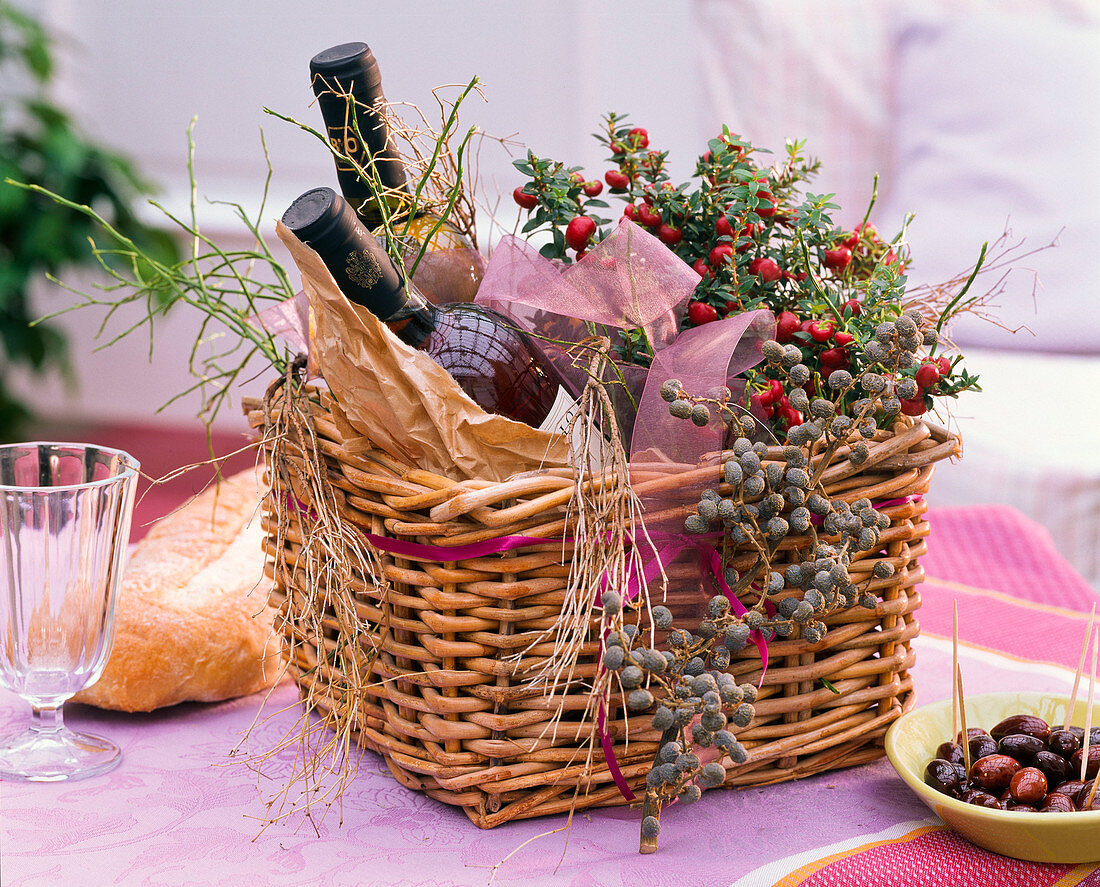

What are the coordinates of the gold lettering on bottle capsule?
(345, 249, 382, 289)
(328, 128, 355, 172)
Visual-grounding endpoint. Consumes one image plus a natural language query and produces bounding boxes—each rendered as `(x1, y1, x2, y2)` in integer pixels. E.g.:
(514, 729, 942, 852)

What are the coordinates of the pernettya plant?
(511, 113, 984, 433)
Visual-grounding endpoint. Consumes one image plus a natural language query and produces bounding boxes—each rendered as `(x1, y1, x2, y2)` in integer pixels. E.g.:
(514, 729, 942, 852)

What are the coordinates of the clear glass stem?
(31, 704, 63, 735)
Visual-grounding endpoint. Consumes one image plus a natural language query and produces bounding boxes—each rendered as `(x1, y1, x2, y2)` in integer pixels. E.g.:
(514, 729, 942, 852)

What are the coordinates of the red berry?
(622, 202, 638, 221)
(658, 224, 683, 246)
(780, 405, 803, 427)
(737, 223, 759, 252)
(748, 256, 781, 282)
(715, 215, 735, 238)
(750, 393, 774, 419)
(565, 216, 596, 252)
(936, 356, 952, 376)
(809, 321, 835, 343)
(610, 141, 627, 155)
(687, 302, 719, 325)
(637, 204, 661, 228)
(799, 319, 815, 335)
(574, 248, 587, 261)
(759, 378, 783, 406)
(841, 231, 859, 250)
(692, 258, 712, 279)
(722, 300, 739, 317)
(915, 363, 941, 389)
(883, 248, 906, 271)
(605, 169, 631, 191)
(775, 311, 800, 343)
(820, 347, 848, 369)
(823, 246, 852, 271)
(717, 132, 745, 158)
(512, 187, 537, 210)
(583, 180, 603, 197)
(843, 299, 862, 317)
(628, 127, 650, 149)
(834, 332, 855, 347)
(709, 244, 734, 268)
(900, 397, 927, 416)
(754, 188, 776, 218)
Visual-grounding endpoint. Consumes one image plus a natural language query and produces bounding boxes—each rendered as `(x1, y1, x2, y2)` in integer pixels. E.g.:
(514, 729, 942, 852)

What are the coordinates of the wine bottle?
(282, 187, 562, 429)
(309, 42, 483, 303)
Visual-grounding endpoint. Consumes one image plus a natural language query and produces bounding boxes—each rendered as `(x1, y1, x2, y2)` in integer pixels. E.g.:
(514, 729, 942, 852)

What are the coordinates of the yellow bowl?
(885, 691, 1100, 863)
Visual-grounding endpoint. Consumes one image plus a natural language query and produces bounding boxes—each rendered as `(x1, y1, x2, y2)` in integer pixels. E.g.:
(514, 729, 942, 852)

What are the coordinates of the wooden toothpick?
(957, 663, 971, 774)
(1081, 628, 1097, 783)
(1085, 758, 1100, 810)
(1065, 604, 1096, 731)
(952, 600, 960, 748)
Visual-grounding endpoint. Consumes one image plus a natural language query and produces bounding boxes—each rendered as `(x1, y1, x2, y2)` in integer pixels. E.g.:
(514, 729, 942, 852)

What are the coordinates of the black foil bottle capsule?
(309, 42, 482, 303)
(282, 187, 561, 428)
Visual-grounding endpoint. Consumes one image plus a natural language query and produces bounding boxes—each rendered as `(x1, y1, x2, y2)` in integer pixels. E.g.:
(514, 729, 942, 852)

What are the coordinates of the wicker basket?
(246, 385, 959, 829)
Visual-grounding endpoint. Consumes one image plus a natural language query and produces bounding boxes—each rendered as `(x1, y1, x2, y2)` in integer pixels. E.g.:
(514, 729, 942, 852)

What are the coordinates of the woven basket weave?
(246, 384, 959, 828)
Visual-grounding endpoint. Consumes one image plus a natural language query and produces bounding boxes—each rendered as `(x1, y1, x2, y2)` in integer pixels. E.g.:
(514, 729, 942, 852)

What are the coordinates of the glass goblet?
(0, 442, 138, 781)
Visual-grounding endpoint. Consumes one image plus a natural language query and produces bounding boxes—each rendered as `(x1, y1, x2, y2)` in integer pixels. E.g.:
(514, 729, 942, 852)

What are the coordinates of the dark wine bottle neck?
(282, 187, 436, 346)
(311, 43, 409, 228)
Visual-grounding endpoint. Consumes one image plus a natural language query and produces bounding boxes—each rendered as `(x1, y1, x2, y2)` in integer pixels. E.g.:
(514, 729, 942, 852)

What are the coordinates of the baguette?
(75, 467, 282, 712)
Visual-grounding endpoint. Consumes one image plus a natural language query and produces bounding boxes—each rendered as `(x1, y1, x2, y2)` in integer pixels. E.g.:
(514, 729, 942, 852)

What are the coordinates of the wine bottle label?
(536, 385, 608, 462)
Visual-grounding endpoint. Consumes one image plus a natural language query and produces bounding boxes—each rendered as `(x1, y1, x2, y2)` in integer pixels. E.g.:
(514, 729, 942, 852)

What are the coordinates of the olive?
(969, 735, 998, 761)
(961, 788, 1002, 809)
(956, 727, 991, 744)
(1063, 726, 1099, 744)
(1070, 745, 1100, 780)
(998, 733, 1045, 763)
(1008, 767, 1048, 804)
(990, 714, 1051, 743)
(935, 741, 965, 766)
(1033, 749, 1073, 786)
(1039, 792, 1077, 812)
(1049, 729, 1081, 759)
(1054, 779, 1088, 800)
(925, 758, 964, 795)
(970, 754, 1021, 792)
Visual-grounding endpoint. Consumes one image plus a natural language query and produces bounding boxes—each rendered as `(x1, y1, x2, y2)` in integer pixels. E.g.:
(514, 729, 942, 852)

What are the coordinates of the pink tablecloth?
(2, 505, 1099, 887)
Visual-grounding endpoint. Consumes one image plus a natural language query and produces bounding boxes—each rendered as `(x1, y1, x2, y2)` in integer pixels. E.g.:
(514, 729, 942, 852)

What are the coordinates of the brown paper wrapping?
(276, 222, 571, 482)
